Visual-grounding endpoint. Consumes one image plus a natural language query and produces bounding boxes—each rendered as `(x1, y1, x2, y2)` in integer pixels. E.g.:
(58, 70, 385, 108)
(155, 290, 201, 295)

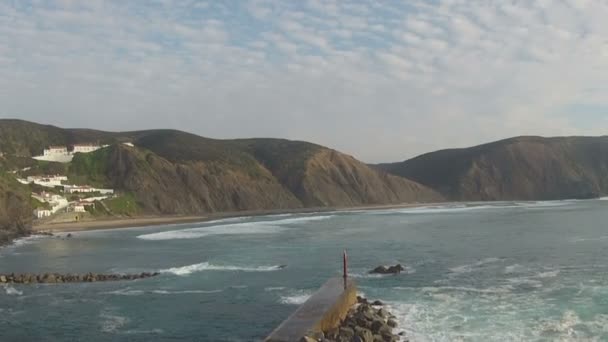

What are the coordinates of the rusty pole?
(343, 249, 348, 289)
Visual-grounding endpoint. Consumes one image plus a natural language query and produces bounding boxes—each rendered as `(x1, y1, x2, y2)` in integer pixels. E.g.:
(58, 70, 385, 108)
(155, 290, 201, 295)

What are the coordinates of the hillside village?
(0, 142, 134, 222)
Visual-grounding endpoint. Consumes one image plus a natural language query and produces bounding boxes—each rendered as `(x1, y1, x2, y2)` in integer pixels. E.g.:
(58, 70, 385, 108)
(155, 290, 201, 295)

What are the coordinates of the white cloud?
(1, 0, 608, 163)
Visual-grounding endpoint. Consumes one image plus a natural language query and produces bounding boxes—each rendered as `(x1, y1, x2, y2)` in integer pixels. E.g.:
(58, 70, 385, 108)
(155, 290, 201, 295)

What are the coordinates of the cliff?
(378, 136, 608, 201)
(0, 120, 441, 217)
(0, 174, 32, 245)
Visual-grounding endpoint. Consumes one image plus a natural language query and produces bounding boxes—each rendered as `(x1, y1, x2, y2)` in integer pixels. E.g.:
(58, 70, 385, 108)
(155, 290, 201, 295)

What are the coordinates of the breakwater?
(0, 272, 160, 284)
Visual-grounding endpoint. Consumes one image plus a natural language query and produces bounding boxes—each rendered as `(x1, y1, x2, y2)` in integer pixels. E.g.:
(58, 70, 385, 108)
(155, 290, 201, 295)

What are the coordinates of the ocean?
(2, 199, 608, 341)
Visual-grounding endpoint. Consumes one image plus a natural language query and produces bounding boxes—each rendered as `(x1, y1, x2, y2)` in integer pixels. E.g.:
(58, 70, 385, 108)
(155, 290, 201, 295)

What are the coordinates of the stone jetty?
(0, 272, 160, 284)
(301, 296, 406, 342)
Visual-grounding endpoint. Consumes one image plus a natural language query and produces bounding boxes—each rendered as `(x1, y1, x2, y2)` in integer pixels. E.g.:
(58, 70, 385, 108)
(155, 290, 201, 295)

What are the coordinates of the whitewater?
(2, 200, 608, 341)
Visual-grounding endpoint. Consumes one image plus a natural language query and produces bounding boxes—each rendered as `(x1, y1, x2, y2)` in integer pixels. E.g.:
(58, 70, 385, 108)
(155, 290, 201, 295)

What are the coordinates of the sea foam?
(160, 262, 283, 275)
(137, 215, 334, 241)
(279, 290, 314, 305)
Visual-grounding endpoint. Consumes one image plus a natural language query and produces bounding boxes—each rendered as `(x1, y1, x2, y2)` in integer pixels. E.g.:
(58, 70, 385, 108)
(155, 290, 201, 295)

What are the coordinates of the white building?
(63, 185, 114, 195)
(43, 146, 68, 156)
(123, 142, 134, 147)
(26, 175, 68, 188)
(33, 209, 52, 219)
(69, 201, 94, 213)
(72, 144, 101, 153)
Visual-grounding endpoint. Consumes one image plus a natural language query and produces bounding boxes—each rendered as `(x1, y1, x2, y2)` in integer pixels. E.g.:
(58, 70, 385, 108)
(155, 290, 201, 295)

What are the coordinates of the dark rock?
(299, 337, 316, 342)
(371, 300, 383, 306)
(43, 273, 57, 283)
(357, 296, 369, 304)
(371, 320, 385, 334)
(339, 326, 354, 339)
(377, 309, 388, 318)
(66, 233, 72, 238)
(369, 264, 405, 275)
(387, 319, 398, 328)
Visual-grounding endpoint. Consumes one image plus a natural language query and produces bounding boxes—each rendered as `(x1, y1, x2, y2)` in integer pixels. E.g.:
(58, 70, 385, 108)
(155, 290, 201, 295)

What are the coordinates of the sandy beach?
(32, 202, 434, 233)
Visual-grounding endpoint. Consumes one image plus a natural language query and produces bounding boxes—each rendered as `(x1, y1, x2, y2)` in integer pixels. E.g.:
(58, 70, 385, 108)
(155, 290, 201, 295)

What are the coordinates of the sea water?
(2, 200, 608, 341)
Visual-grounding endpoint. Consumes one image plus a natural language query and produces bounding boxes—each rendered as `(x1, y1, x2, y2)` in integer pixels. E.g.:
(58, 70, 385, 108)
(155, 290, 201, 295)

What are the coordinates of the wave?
(449, 257, 502, 274)
(160, 262, 283, 275)
(2, 285, 23, 296)
(264, 287, 286, 292)
(571, 235, 608, 243)
(504, 264, 528, 274)
(367, 200, 576, 216)
(103, 289, 145, 296)
(279, 290, 314, 305)
(151, 289, 223, 295)
(104, 288, 224, 296)
(536, 270, 560, 278)
(408, 285, 513, 295)
(100, 311, 129, 333)
(137, 215, 334, 241)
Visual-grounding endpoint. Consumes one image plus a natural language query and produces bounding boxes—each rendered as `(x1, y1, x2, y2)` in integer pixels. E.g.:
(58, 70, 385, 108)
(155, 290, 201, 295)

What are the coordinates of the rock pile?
(0, 272, 160, 284)
(369, 264, 405, 275)
(301, 296, 406, 342)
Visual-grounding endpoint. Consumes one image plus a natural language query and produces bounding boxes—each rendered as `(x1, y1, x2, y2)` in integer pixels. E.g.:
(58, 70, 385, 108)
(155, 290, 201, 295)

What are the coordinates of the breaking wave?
(279, 290, 314, 305)
(449, 257, 503, 275)
(160, 262, 284, 275)
(104, 288, 224, 296)
(367, 200, 576, 216)
(137, 215, 334, 241)
(2, 285, 23, 296)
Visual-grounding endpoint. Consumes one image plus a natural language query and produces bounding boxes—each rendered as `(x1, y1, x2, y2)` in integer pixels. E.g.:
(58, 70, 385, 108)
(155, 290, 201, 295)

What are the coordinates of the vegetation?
(68, 149, 111, 187)
(30, 197, 51, 210)
(103, 194, 141, 217)
(0, 172, 32, 245)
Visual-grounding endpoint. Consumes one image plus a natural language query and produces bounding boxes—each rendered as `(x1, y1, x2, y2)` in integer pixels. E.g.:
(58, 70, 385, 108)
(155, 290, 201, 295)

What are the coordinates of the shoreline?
(32, 202, 433, 234)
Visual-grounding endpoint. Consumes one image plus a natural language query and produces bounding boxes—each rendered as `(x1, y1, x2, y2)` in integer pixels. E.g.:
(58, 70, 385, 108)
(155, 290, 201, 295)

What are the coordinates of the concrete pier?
(265, 277, 357, 342)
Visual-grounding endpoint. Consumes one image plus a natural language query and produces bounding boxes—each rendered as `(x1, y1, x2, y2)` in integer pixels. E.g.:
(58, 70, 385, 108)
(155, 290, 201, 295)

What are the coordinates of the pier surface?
(265, 277, 357, 342)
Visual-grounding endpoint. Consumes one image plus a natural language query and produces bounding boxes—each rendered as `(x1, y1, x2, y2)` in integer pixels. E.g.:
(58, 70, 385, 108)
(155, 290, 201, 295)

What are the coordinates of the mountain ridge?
(0, 120, 442, 232)
(378, 135, 608, 201)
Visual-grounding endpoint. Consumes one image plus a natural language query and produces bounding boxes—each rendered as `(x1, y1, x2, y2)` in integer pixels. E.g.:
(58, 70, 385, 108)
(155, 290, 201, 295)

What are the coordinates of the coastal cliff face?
(0, 175, 32, 245)
(72, 140, 441, 215)
(378, 136, 608, 201)
(0, 120, 438, 216)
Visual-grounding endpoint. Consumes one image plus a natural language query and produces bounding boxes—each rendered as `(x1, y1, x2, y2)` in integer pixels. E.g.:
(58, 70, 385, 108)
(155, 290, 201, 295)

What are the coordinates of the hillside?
(0, 119, 442, 218)
(378, 136, 608, 201)
(0, 173, 32, 245)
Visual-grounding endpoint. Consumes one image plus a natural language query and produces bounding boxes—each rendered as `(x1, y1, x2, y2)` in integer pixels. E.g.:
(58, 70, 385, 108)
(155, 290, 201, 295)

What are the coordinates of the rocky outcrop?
(301, 296, 405, 342)
(0, 175, 32, 246)
(0, 272, 160, 284)
(378, 136, 608, 201)
(369, 264, 405, 275)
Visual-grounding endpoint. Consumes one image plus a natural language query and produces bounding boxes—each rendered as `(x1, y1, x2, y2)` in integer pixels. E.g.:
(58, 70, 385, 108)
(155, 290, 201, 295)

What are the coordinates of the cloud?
(1, 0, 608, 163)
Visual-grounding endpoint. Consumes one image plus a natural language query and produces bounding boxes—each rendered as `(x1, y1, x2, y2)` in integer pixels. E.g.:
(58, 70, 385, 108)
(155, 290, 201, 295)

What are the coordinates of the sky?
(1, 0, 608, 163)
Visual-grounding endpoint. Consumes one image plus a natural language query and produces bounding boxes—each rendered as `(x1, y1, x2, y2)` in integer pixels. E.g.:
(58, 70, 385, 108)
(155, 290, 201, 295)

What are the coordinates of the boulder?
(338, 326, 354, 340)
(299, 337, 316, 342)
(369, 264, 405, 275)
(371, 300, 383, 306)
(0, 275, 6, 283)
(43, 273, 57, 283)
(354, 326, 374, 342)
(387, 319, 398, 328)
(371, 320, 385, 334)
